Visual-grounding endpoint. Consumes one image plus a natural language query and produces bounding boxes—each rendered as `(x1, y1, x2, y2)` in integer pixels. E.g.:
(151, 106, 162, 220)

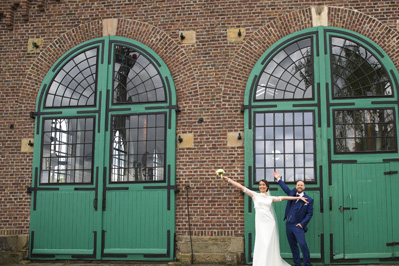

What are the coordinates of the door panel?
(339, 163, 391, 259)
(31, 190, 96, 256)
(344, 163, 390, 258)
(387, 162, 399, 257)
(330, 163, 344, 260)
(102, 189, 169, 256)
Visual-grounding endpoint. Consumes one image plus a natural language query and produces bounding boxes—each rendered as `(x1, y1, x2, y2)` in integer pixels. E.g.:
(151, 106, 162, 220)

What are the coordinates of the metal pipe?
(185, 185, 194, 264)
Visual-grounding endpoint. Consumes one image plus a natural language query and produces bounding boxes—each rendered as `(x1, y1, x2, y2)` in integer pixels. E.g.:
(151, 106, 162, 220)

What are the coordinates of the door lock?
(339, 206, 358, 212)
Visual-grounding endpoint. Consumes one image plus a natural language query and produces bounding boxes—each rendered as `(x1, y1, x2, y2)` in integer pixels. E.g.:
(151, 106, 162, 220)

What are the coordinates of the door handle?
(338, 205, 358, 212)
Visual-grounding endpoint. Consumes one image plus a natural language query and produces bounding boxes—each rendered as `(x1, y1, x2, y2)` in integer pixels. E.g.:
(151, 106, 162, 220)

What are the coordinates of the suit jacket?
(278, 179, 314, 232)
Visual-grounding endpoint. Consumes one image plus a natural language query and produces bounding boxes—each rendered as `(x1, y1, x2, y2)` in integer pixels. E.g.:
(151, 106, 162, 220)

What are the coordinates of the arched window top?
(113, 45, 166, 104)
(330, 36, 392, 98)
(255, 37, 313, 101)
(42, 37, 173, 110)
(248, 27, 399, 106)
(45, 48, 98, 107)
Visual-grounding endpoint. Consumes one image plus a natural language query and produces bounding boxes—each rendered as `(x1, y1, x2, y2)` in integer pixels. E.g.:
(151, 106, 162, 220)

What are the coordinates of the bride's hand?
(300, 197, 309, 204)
(221, 175, 229, 182)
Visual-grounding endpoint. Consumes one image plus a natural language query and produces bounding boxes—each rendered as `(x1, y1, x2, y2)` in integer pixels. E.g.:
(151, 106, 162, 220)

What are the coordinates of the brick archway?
(19, 18, 197, 124)
(222, 6, 399, 105)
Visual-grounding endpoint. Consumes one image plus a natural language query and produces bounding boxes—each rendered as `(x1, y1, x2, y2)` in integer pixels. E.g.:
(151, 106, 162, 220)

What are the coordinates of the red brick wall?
(1, 0, 399, 238)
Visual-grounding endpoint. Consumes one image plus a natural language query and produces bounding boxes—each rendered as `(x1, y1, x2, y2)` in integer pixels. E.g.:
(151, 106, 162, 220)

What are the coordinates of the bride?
(222, 175, 308, 266)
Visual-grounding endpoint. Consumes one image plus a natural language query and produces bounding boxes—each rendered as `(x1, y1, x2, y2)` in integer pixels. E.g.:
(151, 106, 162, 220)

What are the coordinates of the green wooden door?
(29, 37, 177, 260)
(243, 28, 325, 263)
(326, 27, 399, 263)
(331, 162, 399, 260)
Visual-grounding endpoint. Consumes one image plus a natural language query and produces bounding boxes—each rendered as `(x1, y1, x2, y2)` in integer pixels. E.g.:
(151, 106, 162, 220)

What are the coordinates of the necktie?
(296, 194, 300, 197)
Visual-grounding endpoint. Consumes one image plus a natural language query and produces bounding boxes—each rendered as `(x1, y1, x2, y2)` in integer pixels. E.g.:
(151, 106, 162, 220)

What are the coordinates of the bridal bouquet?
(215, 169, 225, 180)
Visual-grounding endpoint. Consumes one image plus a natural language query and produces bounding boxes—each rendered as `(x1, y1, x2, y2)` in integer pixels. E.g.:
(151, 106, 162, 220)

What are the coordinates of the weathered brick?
(0, 0, 399, 256)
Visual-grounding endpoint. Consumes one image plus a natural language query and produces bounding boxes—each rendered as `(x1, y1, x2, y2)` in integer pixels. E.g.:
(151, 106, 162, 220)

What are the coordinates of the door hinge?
(386, 242, 399, 246)
(93, 198, 98, 210)
(384, 170, 398, 175)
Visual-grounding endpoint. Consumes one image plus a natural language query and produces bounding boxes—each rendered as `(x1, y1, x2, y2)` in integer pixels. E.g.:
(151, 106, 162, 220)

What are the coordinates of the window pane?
(255, 38, 313, 101)
(40, 118, 94, 184)
(111, 113, 166, 182)
(331, 37, 392, 98)
(334, 109, 397, 153)
(254, 111, 315, 183)
(45, 48, 98, 107)
(113, 45, 166, 104)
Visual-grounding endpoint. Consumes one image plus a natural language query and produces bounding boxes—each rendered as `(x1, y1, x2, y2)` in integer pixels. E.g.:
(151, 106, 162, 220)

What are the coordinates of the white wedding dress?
(246, 189, 290, 266)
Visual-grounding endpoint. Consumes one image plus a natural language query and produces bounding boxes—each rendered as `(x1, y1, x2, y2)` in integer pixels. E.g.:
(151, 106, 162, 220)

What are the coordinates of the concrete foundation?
(0, 234, 29, 265)
(175, 236, 244, 265)
(0, 235, 244, 265)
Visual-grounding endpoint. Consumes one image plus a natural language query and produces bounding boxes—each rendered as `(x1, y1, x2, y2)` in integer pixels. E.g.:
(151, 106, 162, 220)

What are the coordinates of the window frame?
(109, 112, 167, 184)
(332, 107, 398, 154)
(34, 36, 177, 188)
(329, 35, 395, 100)
(253, 35, 316, 103)
(39, 115, 96, 185)
(253, 110, 317, 184)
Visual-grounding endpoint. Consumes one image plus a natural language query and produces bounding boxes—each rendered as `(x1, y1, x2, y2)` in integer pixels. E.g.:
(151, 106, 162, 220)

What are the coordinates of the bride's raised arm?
(273, 196, 309, 204)
(221, 175, 254, 198)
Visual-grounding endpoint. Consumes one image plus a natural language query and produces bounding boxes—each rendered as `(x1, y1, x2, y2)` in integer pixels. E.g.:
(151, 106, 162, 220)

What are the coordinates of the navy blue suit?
(278, 179, 313, 266)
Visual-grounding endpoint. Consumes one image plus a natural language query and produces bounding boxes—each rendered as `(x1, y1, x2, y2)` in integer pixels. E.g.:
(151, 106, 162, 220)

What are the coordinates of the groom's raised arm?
(273, 171, 291, 195)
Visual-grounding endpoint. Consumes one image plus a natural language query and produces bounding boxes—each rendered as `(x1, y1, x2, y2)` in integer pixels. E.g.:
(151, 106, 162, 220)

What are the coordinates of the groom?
(274, 171, 313, 266)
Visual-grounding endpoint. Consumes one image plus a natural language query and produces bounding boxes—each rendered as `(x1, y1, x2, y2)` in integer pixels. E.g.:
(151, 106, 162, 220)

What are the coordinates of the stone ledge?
(175, 236, 244, 265)
(178, 252, 242, 265)
(0, 235, 29, 266)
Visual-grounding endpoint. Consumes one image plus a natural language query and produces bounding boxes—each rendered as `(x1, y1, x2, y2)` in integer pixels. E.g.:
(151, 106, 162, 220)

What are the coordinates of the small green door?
(29, 37, 177, 260)
(331, 162, 399, 260)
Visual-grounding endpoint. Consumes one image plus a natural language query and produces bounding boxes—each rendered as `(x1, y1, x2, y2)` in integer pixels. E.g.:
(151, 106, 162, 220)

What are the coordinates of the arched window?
(256, 37, 313, 100)
(331, 37, 392, 98)
(46, 48, 98, 107)
(245, 28, 399, 185)
(37, 39, 173, 185)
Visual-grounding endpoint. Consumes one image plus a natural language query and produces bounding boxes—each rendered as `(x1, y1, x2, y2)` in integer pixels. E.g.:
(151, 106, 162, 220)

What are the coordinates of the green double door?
(29, 37, 177, 260)
(243, 26, 399, 264)
(331, 162, 399, 261)
(29, 166, 175, 260)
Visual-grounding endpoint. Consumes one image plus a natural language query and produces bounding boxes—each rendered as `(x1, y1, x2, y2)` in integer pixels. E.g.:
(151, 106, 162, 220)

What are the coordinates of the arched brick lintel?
(223, 6, 399, 102)
(19, 18, 197, 113)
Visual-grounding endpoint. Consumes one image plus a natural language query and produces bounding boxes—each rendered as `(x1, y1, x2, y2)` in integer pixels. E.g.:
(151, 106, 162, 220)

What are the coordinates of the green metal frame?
(243, 26, 399, 265)
(29, 36, 177, 261)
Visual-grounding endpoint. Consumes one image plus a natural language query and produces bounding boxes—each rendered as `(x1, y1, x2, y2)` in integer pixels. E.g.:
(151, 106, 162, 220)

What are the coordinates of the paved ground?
(3, 262, 399, 266)
(4, 262, 171, 266)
